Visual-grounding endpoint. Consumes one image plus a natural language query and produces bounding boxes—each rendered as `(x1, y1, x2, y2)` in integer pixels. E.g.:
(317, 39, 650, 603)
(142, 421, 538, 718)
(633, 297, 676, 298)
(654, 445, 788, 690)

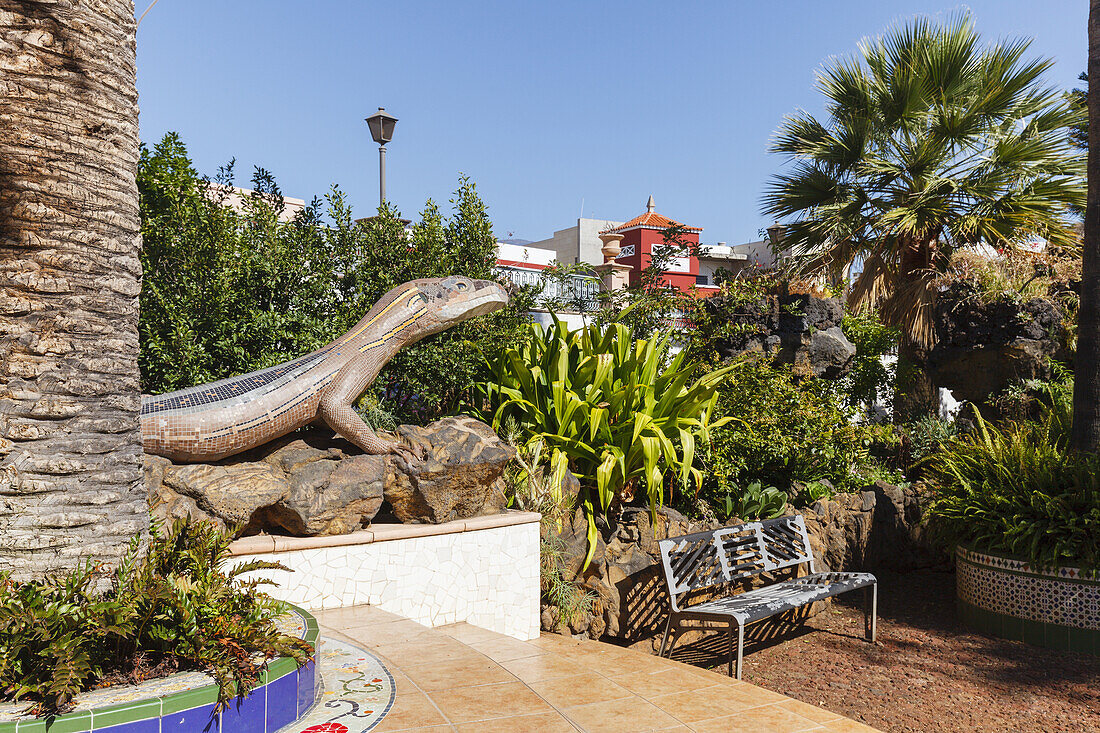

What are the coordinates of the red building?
(609, 196, 704, 291)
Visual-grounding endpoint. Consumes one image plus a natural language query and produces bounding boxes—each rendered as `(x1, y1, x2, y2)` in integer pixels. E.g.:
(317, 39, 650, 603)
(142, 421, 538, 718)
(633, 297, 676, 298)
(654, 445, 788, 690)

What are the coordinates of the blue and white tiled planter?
(956, 546, 1100, 655)
(0, 607, 320, 733)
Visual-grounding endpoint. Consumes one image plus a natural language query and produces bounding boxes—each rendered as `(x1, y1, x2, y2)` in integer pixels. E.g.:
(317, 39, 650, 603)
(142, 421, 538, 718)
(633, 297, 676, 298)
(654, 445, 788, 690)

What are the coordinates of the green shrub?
(702, 359, 871, 498)
(903, 415, 957, 464)
(715, 481, 788, 521)
(540, 536, 597, 628)
(472, 316, 731, 564)
(0, 519, 310, 716)
(793, 480, 836, 506)
(840, 312, 899, 412)
(139, 133, 532, 423)
(925, 409, 1100, 576)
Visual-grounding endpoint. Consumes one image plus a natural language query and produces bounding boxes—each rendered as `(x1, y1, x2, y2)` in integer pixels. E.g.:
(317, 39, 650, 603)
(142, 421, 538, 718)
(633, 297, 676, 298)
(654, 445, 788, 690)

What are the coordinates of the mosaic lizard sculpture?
(141, 276, 509, 463)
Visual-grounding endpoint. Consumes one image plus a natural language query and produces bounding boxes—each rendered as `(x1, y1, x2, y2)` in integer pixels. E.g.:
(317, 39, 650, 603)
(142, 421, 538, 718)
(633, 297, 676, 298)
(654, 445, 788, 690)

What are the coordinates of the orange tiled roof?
(609, 210, 702, 233)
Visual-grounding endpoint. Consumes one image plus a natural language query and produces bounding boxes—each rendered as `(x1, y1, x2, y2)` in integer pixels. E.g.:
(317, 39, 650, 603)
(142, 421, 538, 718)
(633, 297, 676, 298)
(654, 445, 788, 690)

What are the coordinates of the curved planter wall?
(0, 606, 319, 733)
(957, 547, 1100, 654)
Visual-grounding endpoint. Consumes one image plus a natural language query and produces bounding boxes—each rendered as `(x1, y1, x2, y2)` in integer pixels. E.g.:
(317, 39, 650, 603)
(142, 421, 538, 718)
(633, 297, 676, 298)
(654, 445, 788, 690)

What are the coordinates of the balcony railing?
(496, 266, 601, 311)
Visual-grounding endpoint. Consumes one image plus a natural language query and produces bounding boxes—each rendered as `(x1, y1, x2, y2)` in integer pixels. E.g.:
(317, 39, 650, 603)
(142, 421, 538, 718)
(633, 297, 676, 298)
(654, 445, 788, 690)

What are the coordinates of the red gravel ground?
(663, 571, 1100, 733)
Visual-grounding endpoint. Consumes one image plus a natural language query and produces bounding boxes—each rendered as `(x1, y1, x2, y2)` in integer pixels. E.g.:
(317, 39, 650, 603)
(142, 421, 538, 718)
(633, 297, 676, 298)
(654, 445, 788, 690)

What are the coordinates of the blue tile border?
(2, 606, 319, 733)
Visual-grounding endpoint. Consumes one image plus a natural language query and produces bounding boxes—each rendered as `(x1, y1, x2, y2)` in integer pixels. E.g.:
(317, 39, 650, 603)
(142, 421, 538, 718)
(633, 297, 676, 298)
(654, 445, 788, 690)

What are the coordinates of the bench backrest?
(657, 515, 816, 611)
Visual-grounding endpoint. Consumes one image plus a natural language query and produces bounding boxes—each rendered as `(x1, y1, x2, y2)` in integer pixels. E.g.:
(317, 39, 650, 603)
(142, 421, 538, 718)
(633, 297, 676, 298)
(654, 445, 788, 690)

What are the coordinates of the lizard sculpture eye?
(456, 282, 468, 290)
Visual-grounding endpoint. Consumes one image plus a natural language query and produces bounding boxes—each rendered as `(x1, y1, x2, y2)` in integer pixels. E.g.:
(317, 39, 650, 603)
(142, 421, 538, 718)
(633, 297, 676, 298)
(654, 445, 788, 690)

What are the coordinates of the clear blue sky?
(135, 1, 1086, 246)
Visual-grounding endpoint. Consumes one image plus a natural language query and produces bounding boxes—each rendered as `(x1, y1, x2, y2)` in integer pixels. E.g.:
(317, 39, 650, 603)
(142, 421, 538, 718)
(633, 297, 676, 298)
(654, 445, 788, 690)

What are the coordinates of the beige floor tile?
(608, 668, 717, 698)
(438, 623, 509, 645)
(497, 653, 588, 683)
(401, 655, 518, 691)
(336, 619, 437, 646)
(647, 685, 760, 723)
(529, 633, 594, 652)
(730, 682, 791, 706)
(579, 650, 655, 676)
(369, 689, 451, 731)
(430, 681, 554, 723)
(691, 712, 818, 733)
(728, 703, 824, 732)
(371, 637, 482, 666)
(820, 718, 882, 732)
(562, 696, 682, 733)
(775, 698, 844, 724)
(453, 711, 578, 732)
(320, 604, 404, 624)
(528, 671, 634, 708)
(467, 636, 544, 663)
(387, 670, 420, 695)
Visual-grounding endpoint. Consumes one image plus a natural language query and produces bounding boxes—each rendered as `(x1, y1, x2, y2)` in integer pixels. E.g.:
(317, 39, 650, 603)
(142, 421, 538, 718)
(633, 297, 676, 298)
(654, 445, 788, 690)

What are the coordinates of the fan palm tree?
(763, 13, 1084, 415)
(0, 1, 147, 579)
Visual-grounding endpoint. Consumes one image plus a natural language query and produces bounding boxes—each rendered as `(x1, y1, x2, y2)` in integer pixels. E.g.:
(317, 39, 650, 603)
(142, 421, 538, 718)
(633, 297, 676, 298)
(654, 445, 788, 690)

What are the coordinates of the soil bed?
(660, 571, 1100, 733)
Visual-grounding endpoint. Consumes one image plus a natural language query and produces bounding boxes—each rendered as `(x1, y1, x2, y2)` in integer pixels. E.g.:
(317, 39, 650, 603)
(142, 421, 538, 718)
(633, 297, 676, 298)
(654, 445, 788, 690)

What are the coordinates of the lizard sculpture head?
(405, 276, 509, 338)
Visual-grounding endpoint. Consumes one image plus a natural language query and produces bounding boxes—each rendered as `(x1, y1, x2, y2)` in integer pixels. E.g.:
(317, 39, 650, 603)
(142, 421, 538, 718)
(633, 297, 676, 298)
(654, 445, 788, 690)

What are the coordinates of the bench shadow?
(665, 609, 837, 671)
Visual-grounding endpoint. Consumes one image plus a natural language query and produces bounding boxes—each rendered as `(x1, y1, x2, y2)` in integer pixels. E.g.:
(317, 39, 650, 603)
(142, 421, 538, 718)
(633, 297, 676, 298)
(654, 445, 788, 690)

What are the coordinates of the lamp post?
(365, 107, 398, 208)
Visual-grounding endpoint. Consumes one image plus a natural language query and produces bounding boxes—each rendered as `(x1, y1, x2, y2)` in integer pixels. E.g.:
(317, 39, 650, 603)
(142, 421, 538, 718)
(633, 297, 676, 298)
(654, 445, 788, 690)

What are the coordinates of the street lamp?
(365, 107, 398, 208)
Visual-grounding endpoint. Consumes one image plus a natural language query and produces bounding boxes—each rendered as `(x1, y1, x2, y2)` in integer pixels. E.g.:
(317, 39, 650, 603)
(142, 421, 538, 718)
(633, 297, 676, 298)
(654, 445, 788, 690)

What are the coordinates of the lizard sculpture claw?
(141, 277, 509, 463)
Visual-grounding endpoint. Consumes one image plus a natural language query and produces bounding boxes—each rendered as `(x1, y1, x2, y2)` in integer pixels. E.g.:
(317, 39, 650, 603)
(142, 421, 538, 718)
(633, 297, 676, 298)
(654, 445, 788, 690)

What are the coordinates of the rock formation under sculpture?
(147, 418, 516, 534)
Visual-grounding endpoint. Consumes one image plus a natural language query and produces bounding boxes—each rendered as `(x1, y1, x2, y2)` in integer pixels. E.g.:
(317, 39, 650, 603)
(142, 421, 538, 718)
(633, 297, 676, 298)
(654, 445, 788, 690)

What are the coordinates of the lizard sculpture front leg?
(318, 353, 424, 464)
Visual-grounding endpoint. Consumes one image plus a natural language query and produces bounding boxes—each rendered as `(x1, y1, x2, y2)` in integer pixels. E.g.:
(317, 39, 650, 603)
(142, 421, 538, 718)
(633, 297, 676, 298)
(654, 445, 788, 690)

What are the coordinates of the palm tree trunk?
(893, 237, 939, 420)
(0, 0, 147, 579)
(1073, 1, 1100, 452)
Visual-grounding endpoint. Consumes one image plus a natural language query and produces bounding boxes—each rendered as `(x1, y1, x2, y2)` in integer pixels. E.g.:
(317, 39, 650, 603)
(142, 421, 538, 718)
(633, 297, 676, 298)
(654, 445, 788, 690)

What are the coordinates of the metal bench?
(657, 514, 876, 678)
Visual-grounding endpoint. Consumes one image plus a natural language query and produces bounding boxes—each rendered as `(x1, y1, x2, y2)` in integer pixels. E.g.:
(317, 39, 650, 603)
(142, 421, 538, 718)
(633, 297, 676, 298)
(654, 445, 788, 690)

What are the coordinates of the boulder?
(929, 282, 1070, 407)
(703, 293, 856, 379)
(146, 417, 513, 534)
(385, 417, 516, 523)
(808, 326, 858, 379)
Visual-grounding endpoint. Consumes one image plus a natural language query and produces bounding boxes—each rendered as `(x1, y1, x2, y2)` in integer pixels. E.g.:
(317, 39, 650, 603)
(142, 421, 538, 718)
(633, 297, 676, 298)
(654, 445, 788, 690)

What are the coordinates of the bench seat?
(683, 571, 877, 624)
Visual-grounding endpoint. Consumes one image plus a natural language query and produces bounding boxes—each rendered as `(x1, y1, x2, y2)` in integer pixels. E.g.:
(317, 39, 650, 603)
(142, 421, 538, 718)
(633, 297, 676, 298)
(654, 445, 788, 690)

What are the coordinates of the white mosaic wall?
(233, 522, 541, 641)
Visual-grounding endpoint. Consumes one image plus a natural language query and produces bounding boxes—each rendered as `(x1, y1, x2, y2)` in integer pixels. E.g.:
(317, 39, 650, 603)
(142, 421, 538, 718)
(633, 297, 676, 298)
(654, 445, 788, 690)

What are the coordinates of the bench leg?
(659, 615, 675, 658)
(865, 583, 877, 643)
(734, 622, 745, 680)
(727, 622, 734, 678)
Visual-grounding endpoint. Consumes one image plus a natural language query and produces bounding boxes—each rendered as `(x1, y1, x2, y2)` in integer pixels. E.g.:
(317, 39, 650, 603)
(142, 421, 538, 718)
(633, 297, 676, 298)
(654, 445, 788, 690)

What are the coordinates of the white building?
(210, 185, 307, 223)
(527, 217, 624, 266)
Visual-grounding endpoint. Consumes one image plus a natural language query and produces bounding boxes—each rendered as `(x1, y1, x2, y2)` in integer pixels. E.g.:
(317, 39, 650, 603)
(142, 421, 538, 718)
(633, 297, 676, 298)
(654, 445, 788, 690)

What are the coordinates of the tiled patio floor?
(315, 605, 880, 733)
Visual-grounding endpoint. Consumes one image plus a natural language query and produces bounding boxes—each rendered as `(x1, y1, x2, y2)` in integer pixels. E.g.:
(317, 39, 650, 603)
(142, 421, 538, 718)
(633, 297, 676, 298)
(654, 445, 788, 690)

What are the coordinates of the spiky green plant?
(473, 316, 732, 565)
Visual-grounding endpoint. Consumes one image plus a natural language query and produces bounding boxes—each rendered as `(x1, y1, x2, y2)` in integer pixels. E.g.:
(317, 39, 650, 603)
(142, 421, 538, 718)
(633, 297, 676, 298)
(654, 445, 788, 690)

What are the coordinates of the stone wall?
(542, 481, 943, 643)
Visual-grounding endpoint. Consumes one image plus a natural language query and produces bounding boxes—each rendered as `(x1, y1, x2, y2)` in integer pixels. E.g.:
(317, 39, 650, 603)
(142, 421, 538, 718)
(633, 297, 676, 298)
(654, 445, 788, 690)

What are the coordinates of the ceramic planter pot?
(956, 546, 1100, 655)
